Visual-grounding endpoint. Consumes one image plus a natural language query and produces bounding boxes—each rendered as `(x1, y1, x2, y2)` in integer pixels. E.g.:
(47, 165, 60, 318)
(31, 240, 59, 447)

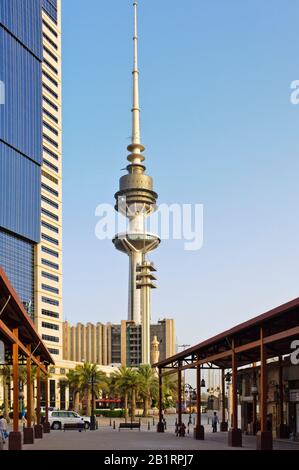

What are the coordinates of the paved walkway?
(18, 419, 299, 451)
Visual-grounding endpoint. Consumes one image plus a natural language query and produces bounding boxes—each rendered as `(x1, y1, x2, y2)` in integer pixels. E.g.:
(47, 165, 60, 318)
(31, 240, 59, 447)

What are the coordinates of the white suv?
(48, 410, 91, 430)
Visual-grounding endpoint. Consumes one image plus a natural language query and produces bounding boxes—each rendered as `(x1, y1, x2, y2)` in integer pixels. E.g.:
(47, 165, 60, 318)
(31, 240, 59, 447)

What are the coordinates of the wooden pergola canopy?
(0, 266, 54, 368)
(154, 297, 299, 371)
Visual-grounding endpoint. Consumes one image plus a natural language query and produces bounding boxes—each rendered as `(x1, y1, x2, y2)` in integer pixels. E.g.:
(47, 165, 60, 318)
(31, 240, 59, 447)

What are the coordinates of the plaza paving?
(15, 417, 299, 451)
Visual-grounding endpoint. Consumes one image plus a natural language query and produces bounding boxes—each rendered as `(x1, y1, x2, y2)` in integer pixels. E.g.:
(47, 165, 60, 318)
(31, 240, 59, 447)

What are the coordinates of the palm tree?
(77, 363, 107, 416)
(138, 364, 158, 417)
(129, 370, 141, 420)
(162, 373, 178, 409)
(112, 366, 134, 421)
(18, 365, 28, 414)
(65, 367, 81, 411)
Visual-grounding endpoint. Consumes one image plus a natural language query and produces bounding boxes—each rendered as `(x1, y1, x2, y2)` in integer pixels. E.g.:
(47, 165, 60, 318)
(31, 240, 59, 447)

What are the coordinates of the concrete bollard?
(148, 421, 150, 430)
(113, 421, 116, 430)
(110, 418, 112, 427)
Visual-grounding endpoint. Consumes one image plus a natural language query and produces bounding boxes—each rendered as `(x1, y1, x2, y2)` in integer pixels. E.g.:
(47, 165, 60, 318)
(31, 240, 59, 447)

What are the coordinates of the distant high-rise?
(0, 0, 63, 358)
(62, 319, 176, 367)
(113, 2, 160, 364)
(36, 0, 63, 359)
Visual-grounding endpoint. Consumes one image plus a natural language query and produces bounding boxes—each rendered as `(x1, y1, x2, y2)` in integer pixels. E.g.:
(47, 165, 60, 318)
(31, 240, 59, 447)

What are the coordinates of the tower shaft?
(128, 251, 142, 323)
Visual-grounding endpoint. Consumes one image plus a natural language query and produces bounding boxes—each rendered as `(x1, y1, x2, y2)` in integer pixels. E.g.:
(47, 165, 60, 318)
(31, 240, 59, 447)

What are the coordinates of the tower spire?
(114, 1, 160, 335)
(132, 1, 140, 145)
(128, 1, 144, 165)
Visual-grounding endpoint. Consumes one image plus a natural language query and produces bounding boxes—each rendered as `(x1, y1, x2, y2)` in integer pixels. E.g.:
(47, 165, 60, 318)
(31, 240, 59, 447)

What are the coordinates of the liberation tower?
(113, 1, 160, 364)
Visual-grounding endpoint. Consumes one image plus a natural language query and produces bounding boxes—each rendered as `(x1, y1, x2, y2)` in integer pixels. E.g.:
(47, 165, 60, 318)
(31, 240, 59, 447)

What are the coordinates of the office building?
(37, 0, 63, 359)
(0, 0, 63, 359)
(0, 0, 43, 321)
(62, 318, 176, 367)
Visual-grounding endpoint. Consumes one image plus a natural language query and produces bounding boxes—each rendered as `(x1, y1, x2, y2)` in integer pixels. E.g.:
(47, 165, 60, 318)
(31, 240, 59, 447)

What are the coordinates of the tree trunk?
(124, 392, 128, 422)
(131, 389, 136, 420)
(143, 396, 149, 417)
(74, 391, 80, 412)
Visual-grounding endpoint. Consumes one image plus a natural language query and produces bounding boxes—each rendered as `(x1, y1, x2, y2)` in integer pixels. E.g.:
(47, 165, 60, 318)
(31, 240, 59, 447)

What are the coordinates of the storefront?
(0, 267, 55, 450)
(154, 297, 299, 450)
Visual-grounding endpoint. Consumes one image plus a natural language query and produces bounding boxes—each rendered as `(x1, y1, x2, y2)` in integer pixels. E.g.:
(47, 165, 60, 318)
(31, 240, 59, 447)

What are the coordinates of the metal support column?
(228, 340, 242, 447)
(257, 328, 273, 450)
(157, 368, 164, 432)
(220, 369, 228, 431)
(194, 364, 204, 439)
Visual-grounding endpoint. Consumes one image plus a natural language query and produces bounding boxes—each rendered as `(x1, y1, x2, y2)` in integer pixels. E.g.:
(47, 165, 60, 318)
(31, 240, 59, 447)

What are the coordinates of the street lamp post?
(177, 344, 190, 411)
(184, 384, 195, 425)
(90, 372, 96, 431)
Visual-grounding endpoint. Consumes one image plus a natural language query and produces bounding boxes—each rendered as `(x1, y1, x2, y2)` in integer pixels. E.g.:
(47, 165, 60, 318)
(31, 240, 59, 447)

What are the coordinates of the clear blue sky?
(62, 0, 299, 349)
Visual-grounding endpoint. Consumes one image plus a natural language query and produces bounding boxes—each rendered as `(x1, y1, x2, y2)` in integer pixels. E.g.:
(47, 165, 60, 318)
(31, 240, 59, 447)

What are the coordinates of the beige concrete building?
(63, 318, 176, 367)
(35, 0, 63, 360)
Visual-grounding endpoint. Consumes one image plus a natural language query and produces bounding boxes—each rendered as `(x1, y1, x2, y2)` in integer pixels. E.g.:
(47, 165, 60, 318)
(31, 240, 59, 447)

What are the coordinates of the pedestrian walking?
(212, 412, 219, 433)
(0, 415, 8, 445)
(180, 422, 186, 437)
(21, 408, 26, 427)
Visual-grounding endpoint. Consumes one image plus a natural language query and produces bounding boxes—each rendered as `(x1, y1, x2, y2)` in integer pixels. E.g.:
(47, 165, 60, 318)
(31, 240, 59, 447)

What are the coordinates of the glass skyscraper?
(0, 0, 42, 317)
(0, 0, 63, 358)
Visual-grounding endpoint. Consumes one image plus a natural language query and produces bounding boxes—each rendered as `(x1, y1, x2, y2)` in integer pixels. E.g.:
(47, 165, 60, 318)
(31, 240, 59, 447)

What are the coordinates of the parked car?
(40, 406, 58, 413)
(48, 410, 91, 430)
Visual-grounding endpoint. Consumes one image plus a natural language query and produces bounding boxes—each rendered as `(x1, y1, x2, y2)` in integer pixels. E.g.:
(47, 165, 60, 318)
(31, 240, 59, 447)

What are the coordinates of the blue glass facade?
(42, 0, 57, 24)
(0, 230, 34, 318)
(0, 0, 42, 242)
(0, 142, 41, 241)
(0, 0, 42, 59)
(0, 0, 43, 315)
(0, 28, 42, 166)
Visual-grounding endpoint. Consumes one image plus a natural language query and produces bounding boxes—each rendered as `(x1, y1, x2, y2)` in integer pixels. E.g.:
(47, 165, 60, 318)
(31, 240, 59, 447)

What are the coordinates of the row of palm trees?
(0, 363, 178, 421)
(66, 363, 178, 419)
